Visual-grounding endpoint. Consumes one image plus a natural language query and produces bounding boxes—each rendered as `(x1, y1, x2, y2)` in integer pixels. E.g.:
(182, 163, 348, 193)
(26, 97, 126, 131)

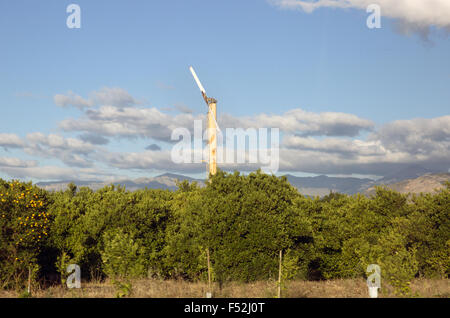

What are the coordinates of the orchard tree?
(0, 179, 50, 289)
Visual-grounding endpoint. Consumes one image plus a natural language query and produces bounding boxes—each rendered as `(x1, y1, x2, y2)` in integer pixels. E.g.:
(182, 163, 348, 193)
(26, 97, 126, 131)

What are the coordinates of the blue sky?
(0, 0, 449, 182)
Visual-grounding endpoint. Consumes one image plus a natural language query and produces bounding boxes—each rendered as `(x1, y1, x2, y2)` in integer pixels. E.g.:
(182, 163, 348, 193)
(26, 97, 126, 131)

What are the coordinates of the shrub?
(0, 179, 50, 289)
(0, 174, 448, 291)
(164, 170, 314, 284)
(361, 230, 419, 296)
(100, 228, 147, 279)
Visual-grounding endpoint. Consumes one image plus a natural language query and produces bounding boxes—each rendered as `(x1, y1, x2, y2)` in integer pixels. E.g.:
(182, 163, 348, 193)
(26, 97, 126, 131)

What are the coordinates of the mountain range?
(365, 172, 450, 196)
(36, 166, 449, 196)
(36, 173, 201, 192)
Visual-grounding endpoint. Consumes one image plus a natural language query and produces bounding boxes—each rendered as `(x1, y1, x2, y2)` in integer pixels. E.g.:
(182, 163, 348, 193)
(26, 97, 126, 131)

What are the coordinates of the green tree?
(101, 228, 146, 278)
(0, 179, 50, 289)
(164, 170, 313, 284)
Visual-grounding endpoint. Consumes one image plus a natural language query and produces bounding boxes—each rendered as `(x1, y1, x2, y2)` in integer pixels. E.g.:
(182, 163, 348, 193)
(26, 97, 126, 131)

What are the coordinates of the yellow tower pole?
(207, 98, 217, 176)
(189, 66, 218, 177)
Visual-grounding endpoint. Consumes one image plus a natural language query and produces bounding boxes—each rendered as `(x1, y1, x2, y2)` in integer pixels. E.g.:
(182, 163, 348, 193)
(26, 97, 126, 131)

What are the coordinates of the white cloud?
(60, 106, 373, 143)
(0, 133, 25, 149)
(97, 149, 265, 174)
(271, 0, 450, 35)
(60, 106, 204, 142)
(24, 133, 97, 168)
(0, 133, 102, 170)
(174, 104, 194, 114)
(283, 135, 385, 156)
(90, 87, 139, 108)
(369, 116, 450, 155)
(2, 112, 449, 179)
(100, 150, 175, 170)
(52, 96, 448, 177)
(0, 157, 37, 168)
(0, 165, 76, 180)
(278, 115, 450, 174)
(26, 133, 95, 154)
(3, 83, 450, 180)
(221, 108, 374, 137)
(54, 87, 140, 110)
(78, 133, 109, 145)
(54, 91, 94, 109)
(146, 144, 162, 151)
(0, 165, 116, 181)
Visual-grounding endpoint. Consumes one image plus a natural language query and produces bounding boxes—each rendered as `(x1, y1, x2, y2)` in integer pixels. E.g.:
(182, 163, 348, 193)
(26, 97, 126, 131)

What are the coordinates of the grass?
(0, 278, 448, 298)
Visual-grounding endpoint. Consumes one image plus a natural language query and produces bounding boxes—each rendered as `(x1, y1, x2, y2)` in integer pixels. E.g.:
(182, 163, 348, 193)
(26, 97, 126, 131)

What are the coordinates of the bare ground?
(0, 278, 448, 298)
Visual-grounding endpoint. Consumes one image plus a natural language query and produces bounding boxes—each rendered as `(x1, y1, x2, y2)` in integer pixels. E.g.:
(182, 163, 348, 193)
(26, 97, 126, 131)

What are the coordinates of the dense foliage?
(0, 170, 448, 293)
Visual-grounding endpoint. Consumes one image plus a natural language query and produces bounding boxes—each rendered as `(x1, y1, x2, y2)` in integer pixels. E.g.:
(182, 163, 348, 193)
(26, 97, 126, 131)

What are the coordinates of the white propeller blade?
(189, 66, 221, 132)
(189, 66, 206, 95)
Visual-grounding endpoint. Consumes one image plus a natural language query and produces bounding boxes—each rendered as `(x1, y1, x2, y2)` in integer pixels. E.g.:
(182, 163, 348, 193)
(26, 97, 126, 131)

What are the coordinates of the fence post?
(278, 250, 282, 298)
(206, 248, 212, 298)
(27, 266, 31, 295)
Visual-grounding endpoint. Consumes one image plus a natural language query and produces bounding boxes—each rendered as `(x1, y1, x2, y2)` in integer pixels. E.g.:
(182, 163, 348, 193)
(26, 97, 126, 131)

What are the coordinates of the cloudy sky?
(0, 0, 449, 182)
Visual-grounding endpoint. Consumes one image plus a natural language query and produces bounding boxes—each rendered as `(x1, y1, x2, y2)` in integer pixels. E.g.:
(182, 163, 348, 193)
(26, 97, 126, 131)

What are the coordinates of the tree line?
(0, 170, 448, 295)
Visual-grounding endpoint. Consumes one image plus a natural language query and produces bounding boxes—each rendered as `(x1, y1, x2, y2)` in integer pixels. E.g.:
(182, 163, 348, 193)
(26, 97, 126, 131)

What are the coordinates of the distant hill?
(285, 166, 447, 196)
(284, 174, 374, 196)
(374, 165, 440, 185)
(36, 166, 449, 196)
(365, 173, 450, 196)
(37, 173, 375, 195)
(36, 173, 204, 192)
